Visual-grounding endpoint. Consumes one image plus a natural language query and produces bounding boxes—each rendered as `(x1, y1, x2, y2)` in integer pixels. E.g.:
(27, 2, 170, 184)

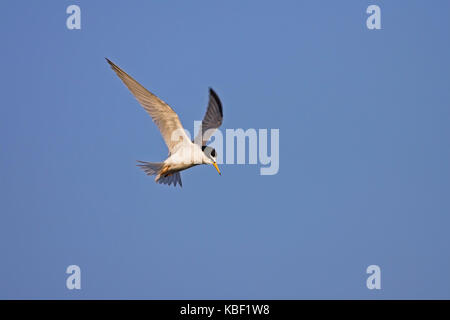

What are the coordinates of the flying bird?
(106, 58, 223, 187)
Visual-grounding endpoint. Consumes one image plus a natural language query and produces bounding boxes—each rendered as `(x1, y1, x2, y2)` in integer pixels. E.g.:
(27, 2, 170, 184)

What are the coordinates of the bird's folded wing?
(194, 88, 223, 146)
(106, 58, 190, 153)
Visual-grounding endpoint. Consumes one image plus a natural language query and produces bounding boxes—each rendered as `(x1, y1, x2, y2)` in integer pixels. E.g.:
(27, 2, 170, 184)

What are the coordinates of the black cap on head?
(202, 146, 217, 158)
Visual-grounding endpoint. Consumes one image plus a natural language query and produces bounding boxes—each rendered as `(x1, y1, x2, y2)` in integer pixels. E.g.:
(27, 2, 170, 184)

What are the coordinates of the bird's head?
(202, 146, 221, 175)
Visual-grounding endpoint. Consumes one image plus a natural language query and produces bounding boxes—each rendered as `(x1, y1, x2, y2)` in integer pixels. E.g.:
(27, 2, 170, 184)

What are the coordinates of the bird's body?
(106, 58, 223, 187)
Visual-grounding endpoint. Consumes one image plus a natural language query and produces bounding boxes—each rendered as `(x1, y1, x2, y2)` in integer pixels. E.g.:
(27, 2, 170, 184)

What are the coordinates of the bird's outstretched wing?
(106, 58, 190, 153)
(194, 88, 223, 146)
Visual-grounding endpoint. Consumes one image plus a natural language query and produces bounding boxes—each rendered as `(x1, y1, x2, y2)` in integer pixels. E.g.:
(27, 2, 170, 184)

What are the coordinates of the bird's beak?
(213, 162, 221, 175)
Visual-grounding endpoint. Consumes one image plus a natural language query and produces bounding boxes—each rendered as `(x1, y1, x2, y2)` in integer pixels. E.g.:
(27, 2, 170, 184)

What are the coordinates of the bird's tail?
(136, 161, 182, 187)
(136, 161, 164, 176)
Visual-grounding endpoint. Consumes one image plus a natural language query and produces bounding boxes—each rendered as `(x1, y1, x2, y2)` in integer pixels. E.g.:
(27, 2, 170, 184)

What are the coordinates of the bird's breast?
(165, 145, 205, 169)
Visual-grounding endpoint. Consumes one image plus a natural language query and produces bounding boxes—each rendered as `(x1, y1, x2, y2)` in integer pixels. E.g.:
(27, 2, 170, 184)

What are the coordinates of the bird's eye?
(211, 149, 216, 157)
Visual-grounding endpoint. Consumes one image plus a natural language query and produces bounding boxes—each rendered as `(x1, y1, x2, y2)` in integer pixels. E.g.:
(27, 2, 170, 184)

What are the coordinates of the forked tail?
(136, 161, 182, 187)
(136, 161, 163, 176)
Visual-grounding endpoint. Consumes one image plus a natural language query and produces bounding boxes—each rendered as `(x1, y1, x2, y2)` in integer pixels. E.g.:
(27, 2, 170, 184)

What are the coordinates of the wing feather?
(106, 58, 190, 153)
(195, 88, 223, 145)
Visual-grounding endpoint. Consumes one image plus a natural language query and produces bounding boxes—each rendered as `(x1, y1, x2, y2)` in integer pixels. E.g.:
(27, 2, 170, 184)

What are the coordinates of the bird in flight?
(106, 58, 223, 187)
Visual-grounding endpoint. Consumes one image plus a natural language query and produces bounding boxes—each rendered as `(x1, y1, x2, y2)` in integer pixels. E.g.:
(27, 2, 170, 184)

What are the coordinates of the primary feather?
(106, 58, 190, 153)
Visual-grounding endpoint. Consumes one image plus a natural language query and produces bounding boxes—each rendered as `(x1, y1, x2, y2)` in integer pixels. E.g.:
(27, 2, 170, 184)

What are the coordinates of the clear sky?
(1, 1, 449, 299)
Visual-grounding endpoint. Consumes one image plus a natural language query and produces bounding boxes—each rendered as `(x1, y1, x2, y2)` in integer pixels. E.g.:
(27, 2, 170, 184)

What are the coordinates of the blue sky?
(1, 1, 449, 299)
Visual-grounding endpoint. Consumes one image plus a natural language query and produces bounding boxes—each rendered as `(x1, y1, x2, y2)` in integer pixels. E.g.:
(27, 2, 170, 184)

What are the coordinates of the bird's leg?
(159, 166, 170, 177)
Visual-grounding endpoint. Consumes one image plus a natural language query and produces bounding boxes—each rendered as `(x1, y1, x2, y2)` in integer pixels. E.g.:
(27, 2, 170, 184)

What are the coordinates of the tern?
(106, 58, 223, 187)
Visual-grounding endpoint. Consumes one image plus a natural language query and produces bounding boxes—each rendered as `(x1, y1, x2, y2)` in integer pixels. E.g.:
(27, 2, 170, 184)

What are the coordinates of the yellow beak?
(213, 162, 221, 175)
